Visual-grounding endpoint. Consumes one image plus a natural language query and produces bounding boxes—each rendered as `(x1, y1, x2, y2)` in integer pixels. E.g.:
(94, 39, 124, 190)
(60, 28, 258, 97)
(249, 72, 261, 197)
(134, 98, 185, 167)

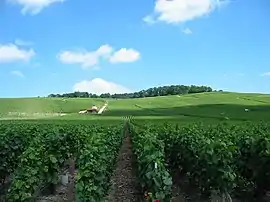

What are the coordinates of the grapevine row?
(0, 122, 125, 202)
(76, 125, 124, 201)
(129, 124, 172, 202)
(6, 126, 82, 201)
(138, 122, 270, 200)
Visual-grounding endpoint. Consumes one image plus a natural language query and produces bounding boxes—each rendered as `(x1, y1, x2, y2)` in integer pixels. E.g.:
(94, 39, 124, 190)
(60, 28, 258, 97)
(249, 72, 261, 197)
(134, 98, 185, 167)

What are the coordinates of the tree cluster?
(48, 85, 218, 99)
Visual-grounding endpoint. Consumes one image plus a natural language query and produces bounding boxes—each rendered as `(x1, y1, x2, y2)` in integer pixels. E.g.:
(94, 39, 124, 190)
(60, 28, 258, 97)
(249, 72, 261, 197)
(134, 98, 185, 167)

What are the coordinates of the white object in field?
(91, 105, 98, 110)
(60, 113, 66, 116)
(79, 110, 87, 114)
(245, 108, 249, 112)
(98, 103, 108, 114)
(60, 174, 69, 186)
(154, 162, 157, 169)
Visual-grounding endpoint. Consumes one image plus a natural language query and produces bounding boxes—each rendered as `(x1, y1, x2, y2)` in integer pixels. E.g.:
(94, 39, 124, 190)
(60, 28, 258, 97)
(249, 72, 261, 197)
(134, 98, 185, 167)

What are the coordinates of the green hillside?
(0, 98, 105, 119)
(0, 92, 270, 123)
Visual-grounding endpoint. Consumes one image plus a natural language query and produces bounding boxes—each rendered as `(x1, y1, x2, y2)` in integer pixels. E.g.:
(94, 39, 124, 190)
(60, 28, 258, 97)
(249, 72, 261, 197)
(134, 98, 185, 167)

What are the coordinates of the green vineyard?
(0, 121, 270, 201)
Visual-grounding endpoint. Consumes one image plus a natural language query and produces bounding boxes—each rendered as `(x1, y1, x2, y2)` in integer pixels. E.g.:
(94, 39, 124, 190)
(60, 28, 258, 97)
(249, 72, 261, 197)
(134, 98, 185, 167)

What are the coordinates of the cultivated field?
(0, 92, 270, 123)
(0, 92, 270, 201)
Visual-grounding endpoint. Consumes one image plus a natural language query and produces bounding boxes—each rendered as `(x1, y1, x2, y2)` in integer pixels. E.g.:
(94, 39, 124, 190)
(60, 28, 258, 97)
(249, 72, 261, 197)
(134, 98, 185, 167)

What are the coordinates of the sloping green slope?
(0, 98, 105, 119)
(0, 92, 269, 122)
(106, 92, 270, 121)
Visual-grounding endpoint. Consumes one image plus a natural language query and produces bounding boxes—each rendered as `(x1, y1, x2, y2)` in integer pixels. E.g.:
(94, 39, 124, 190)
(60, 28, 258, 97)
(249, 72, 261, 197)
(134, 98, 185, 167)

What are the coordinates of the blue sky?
(0, 0, 270, 97)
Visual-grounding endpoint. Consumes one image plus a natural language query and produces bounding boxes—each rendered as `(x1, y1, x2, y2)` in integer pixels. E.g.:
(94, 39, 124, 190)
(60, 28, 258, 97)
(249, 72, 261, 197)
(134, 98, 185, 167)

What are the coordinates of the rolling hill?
(0, 92, 269, 123)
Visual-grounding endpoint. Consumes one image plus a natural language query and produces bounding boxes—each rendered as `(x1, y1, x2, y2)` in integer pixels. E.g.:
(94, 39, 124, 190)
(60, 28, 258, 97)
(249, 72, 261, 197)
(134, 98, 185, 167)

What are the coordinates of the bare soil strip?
(105, 132, 141, 202)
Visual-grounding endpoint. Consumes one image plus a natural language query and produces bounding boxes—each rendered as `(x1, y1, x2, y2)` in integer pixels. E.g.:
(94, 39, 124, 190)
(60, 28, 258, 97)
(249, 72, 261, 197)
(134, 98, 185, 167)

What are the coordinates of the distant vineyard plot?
(0, 92, 269, 123)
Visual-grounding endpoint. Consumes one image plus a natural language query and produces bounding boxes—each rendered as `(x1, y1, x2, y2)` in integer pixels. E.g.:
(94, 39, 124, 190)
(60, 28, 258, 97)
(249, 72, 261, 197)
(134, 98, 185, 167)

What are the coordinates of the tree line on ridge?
(48, 85, 222, 99)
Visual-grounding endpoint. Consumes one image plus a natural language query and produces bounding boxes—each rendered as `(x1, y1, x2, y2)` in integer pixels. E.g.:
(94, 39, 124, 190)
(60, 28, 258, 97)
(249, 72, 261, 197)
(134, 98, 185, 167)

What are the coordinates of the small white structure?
(245, 108, 249, 112)
(98, 104, 107, 114)
(60, 174, 69, 186)
(92, 105, 98, 111)
(79, 110, 87, 114)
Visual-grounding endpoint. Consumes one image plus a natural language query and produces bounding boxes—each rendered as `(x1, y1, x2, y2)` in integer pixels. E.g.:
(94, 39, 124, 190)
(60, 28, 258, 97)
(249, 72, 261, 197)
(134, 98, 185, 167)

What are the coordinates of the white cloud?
(109, 48, 140, 63)
(0, 44, 35, 63)
(96, 45, 114, 56)
(57, 45, 113, 69)
(73, 78, 131, 95)
(261, 72, 270, 76)
(11, 70, 24, 77)
(143, 15, 156, 24)
(8, 0, 65, 15)
(58, 45, 140, 68)
(14, 39, 33, 46)
(144, 0, 229, 24)
(182, 28, 192, 34)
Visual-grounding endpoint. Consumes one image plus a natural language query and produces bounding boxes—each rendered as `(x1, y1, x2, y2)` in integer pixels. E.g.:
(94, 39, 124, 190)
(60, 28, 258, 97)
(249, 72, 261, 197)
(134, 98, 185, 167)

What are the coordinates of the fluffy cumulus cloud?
(11, 70, 24, 77)
(109, 48, 140, 63)
(7, 0, 65, 15)
(58, 45, 140, 68)
(144, 0, 229, 24)
(73, 78, 131, 95)
(0, 44, 35, 63)
(57, 45, 113, 69)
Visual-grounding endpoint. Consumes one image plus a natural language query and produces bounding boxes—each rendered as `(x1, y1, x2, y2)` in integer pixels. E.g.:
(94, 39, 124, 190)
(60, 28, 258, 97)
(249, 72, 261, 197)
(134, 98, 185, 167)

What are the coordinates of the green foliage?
(142, 122, 270, 200)
(0, 124, 42, 184)
(129, 124, 172, 202)
(2, 118, 270, 202)
(6, 125, 81, 202)
(169, 126, 236, 194)
(233, 123, 270, 198)
(75, 125, 124, 202)
(0, 122, 125, 202)
(48, 84, 213, 99)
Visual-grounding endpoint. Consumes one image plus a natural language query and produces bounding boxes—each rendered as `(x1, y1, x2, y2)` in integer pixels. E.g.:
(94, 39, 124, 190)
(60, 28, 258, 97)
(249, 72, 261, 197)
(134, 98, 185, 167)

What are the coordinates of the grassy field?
(0, 92, 270, 124)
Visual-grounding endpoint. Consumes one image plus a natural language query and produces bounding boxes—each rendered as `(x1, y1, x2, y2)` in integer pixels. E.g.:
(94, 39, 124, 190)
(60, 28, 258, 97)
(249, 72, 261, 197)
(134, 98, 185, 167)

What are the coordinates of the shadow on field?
(104, 104, 270, 121)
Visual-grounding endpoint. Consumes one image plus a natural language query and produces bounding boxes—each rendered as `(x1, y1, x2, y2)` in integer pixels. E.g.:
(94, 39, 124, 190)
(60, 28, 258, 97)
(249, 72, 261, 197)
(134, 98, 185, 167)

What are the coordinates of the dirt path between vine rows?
(105, 130, 141, 202)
